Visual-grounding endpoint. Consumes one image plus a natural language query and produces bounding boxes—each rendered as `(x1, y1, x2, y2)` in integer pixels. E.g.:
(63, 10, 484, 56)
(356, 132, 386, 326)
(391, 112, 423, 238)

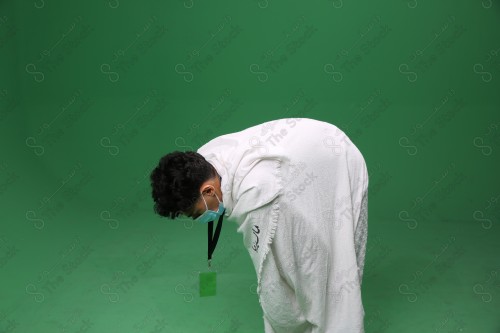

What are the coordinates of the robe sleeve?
(354, 190, 368, 285)
(271, 207, 329, 330)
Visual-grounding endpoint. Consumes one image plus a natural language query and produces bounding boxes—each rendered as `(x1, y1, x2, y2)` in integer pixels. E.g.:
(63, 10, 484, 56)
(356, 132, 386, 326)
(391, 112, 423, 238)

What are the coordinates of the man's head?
(150, 151, 223, 220)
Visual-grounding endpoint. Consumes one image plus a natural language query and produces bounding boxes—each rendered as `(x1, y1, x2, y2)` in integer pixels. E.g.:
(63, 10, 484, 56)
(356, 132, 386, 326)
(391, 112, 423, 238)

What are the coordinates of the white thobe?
(197, 118, 369, 333)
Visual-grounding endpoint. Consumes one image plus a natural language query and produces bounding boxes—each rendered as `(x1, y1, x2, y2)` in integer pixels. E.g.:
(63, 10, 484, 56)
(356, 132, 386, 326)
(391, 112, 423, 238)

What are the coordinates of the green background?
(1, 0, 499, 332)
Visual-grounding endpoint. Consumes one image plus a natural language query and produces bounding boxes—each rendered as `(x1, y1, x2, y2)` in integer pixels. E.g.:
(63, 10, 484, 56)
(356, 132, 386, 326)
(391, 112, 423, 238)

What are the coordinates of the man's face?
(181, 186, 218, 219)
(182, 201, 203, 219)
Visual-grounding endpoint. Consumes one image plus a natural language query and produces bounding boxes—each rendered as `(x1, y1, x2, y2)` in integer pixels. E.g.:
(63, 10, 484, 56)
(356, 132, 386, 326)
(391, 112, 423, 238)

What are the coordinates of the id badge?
(199, 271, 217, 297)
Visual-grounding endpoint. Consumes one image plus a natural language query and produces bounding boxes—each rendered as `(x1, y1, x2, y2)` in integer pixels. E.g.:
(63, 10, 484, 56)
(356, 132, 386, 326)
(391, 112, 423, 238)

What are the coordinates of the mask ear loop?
(200, 191, 209, 210)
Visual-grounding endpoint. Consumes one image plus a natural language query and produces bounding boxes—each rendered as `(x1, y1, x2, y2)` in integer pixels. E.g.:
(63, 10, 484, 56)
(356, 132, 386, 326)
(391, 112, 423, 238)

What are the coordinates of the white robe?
(197, 118, 369, 333)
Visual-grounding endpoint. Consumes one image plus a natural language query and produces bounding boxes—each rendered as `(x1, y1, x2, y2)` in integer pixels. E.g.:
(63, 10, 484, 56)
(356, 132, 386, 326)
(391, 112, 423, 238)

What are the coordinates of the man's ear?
(201, 184, 214, 196)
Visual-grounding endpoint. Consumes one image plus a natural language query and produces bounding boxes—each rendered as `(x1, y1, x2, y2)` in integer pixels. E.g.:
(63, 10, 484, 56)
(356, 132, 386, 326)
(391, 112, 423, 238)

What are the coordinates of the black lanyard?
(207, 209, 225, 269)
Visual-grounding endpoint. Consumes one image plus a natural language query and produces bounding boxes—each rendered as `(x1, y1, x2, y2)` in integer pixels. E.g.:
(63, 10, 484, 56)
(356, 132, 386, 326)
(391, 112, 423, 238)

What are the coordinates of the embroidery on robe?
(252, 225, 260, 252)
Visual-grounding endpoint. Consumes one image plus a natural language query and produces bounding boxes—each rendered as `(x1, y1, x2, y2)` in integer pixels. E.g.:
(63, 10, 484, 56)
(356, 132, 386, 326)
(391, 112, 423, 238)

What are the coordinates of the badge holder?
(199, 209, 225, 297)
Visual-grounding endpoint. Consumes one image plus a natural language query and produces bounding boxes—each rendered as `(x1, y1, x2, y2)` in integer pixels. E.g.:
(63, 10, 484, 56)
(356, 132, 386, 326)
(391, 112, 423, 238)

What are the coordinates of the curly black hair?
(150, 150, 218, 219)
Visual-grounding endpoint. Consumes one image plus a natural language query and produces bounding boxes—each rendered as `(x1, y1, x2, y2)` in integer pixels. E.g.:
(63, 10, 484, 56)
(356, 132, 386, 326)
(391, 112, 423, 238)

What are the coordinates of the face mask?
(196, 189, 225, 224)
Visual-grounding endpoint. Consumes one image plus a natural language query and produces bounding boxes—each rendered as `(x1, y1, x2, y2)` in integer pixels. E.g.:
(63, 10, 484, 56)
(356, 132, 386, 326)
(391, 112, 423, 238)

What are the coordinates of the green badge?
(199, 271, 217, 297)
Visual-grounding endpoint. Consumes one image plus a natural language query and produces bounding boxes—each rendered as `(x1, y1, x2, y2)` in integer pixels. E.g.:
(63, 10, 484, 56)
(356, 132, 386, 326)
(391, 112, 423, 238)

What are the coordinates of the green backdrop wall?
(1, 1, 499, 332)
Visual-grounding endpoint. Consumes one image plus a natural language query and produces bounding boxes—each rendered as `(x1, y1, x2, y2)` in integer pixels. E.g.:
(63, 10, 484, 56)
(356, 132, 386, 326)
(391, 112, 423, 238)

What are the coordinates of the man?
(150, 117, 369, 332)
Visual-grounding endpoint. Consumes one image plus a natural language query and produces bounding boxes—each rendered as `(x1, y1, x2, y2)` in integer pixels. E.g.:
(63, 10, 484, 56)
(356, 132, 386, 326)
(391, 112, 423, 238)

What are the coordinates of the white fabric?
(197, 118, 369, 333)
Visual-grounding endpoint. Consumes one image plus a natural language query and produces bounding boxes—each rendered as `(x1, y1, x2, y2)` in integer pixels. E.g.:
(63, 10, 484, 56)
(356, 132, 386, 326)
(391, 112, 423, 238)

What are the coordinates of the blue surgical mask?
(196, 190, 225, 224)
